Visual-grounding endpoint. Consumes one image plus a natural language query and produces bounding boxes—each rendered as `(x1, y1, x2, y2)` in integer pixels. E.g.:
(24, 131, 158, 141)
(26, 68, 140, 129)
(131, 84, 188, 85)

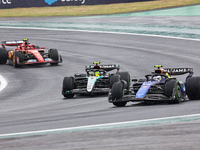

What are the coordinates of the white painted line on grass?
(0, 113, 200, 139)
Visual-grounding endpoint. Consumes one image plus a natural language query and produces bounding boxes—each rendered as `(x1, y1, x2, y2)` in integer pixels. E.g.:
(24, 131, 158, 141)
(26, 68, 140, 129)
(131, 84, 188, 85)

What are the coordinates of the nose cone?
(87, 77, 97, 92)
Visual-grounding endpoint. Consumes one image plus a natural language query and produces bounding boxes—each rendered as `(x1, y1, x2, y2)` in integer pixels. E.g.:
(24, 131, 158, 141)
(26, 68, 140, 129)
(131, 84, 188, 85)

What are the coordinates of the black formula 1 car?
(0, 39, 62, 67)
(62, 62, 130, 98)
(108, 65, 200, 107)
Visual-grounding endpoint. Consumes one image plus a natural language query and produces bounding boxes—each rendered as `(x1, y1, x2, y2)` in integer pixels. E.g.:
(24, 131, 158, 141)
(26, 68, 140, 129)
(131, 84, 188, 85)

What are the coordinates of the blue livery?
(109, 65, 197, 107)
(135, 81, 160, 98)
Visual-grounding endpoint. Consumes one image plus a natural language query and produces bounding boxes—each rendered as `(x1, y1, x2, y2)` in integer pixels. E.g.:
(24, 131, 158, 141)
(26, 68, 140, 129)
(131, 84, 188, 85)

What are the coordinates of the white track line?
(0, 113, 200, 139)
(0, 74, 7, 92)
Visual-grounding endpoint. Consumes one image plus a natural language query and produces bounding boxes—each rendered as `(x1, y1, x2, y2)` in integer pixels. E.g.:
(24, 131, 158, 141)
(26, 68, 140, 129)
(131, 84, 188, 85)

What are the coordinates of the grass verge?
(0, 0, 200, 17)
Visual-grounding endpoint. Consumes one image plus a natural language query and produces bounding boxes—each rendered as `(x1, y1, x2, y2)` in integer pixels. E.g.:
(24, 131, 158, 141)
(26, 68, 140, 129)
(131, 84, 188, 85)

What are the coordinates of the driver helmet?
(23, 39, 29, 45)
(92, 71, 100, 76)
(153, 75, 161, 81)
(93, 62, 101, 69)
(95, 71, 100, 76)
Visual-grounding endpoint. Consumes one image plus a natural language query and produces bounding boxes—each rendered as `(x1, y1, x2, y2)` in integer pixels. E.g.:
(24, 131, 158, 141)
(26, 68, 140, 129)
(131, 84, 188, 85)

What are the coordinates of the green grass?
(0, 0, 200, 17)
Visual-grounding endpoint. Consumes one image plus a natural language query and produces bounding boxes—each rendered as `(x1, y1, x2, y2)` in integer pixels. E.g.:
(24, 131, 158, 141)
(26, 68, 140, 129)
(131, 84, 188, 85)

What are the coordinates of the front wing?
(108, 93, 178, 103)
(11, 56, 62, 66)
(63, 87, 110, 95)
(21, 59, 62, 65)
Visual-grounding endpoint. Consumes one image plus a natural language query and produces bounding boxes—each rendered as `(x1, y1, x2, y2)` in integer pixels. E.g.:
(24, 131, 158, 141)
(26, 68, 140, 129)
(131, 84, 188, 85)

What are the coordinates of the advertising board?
(0, 0, 154, 9)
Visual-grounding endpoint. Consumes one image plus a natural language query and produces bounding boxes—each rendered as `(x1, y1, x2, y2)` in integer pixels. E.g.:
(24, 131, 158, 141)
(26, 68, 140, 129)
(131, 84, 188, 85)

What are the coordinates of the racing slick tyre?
(164, 79, 181, 104)
(62, 77, 75, 98)
(186, 76, 200, 100)
(109, 74, 120, 88)
(0, 48, 7, 64)
(111, 81, 127, 107)
(48, 49, 59, 65)
(13, 51, 23, 68)
(35, 46, 40, 49)
(118, 72, 130, 93)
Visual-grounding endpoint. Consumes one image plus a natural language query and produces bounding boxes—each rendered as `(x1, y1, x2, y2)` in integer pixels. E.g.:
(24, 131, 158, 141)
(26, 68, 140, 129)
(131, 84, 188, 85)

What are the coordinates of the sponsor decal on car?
(103, 65, 116, 68)
(27, 59, 37, 63)
(45, 58, 53, 62)
(164, 68, 192, 73)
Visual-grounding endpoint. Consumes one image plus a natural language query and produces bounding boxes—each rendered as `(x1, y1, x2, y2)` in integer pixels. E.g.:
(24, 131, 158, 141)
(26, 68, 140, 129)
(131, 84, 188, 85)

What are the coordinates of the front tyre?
(13, 51, 23, 68)
(48, 49, 59, 65)
(164, 79, 181, 103)
(62, 77, 75, 98)
(109, 74, 120, 88)
(111, 81, 127, 107)
(118, 72, 130, 92)
(0, 48, 8, 64)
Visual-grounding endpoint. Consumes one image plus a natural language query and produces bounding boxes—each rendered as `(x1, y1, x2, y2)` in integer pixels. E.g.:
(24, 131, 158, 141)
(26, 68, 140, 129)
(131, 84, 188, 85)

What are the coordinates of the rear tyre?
(48, 49, 59, 65)
(186, 77, 200, 100)
(35, 46, 40, 49)
(0, 48, 7, 64)
(111, 81, 127, 107)
(164, 79, 181, 103)
(13, 51, 23, 68)
(62, 77, 75, 98)
(109, 74, 120, 88)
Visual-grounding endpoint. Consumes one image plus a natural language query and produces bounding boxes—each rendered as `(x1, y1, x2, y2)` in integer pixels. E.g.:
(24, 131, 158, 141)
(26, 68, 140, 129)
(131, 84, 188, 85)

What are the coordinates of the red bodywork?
(1, 40, 62, 66)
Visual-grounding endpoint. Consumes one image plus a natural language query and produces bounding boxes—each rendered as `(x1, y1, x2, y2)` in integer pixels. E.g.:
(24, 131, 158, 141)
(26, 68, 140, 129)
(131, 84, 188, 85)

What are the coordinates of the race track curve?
(0, 25, 200, 149)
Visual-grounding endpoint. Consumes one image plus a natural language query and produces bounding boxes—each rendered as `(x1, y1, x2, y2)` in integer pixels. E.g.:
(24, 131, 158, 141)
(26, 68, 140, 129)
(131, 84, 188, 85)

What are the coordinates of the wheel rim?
(13, 55, 15, 64)
(174, 85, 181, 102)
(177, 86, 181, 98)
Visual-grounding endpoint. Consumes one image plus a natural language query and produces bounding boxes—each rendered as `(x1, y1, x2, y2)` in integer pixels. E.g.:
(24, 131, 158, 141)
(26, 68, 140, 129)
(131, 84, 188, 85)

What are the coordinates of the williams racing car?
(0, 39, 62, 67)
(108, 65, 200, 107)
(62, 62, 130, 98)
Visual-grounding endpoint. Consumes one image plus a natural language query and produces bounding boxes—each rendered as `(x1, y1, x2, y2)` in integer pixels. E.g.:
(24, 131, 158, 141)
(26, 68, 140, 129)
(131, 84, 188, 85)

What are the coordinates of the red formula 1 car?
(0, 39, 62, 67)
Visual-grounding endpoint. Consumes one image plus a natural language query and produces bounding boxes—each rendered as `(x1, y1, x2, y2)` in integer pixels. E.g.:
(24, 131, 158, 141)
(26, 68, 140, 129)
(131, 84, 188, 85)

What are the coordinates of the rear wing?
(85, 64, 120, 72)
(1, 41, 23, 47)
(163, 68, 193, 75)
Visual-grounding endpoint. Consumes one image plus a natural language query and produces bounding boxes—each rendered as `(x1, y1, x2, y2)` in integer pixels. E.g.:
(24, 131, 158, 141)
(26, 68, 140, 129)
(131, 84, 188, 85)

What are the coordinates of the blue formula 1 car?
(108, 65, 200, 107)
(62, 62, 130, 98)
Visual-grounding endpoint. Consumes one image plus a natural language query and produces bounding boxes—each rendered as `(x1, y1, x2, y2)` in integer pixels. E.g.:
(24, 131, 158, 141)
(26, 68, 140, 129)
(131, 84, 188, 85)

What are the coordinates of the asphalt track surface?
(1, 13, 200, 149)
